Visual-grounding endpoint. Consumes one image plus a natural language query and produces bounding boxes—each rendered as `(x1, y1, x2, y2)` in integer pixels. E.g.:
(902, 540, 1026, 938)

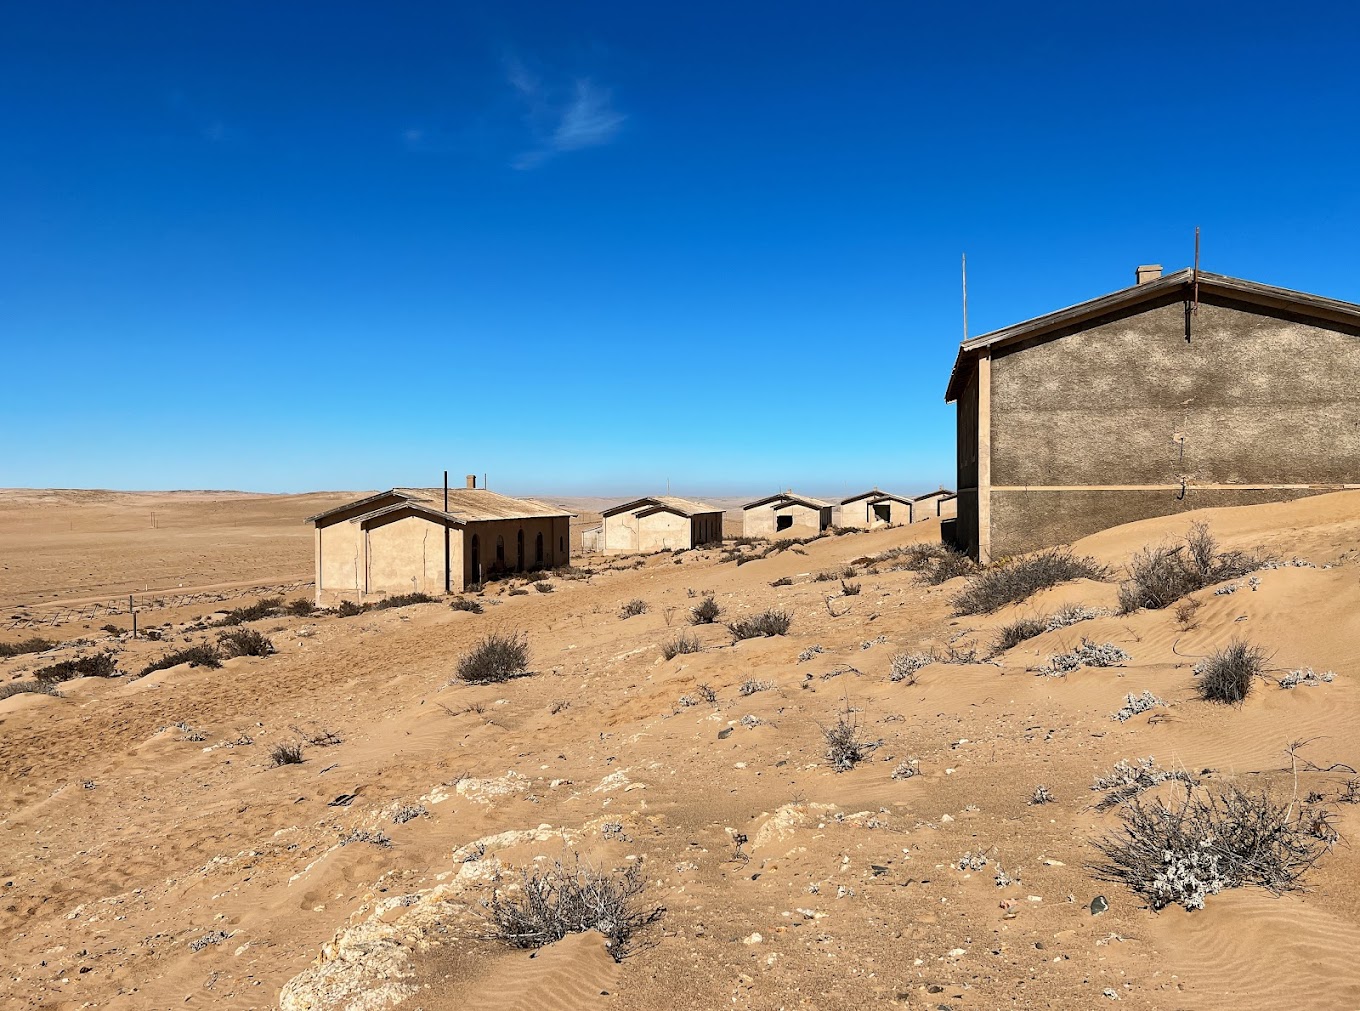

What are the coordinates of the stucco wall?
(745, 503, 827, 537)
(983, 297, 1360, 555)
(462, 516, 566, 585)
(365, 514, 450, 596)
(317, 521, 364, 603)
(638, 511, 691, 552)
(603, 511, 640, 554)
(838, 500, 871, 528)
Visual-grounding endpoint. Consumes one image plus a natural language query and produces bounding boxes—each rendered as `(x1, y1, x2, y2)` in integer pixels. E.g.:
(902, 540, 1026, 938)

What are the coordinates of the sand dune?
(1, 491, 1358, 1009)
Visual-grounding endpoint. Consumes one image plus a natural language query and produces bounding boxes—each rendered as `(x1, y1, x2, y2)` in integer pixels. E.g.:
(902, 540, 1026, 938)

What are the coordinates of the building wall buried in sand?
(949, 274, 1360, 559)
(364, 512, 454, 597)
(601, 496, 722, 554)
(839, 493, 913, 529)
(463, 516, 568, 586)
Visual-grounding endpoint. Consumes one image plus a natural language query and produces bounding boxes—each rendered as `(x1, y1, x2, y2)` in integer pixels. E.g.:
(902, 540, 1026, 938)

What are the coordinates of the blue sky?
(3, 1, 1358, 497)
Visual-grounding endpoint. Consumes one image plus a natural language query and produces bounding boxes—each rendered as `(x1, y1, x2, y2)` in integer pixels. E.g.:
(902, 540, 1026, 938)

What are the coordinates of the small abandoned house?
(947, 265, 1360, 561)
(838, 489, 914, 528)
(741, 492, 833, 537)
(912, 488, 956, 521)
(600, 496, 724, 553)
(306, 477, 572, 604)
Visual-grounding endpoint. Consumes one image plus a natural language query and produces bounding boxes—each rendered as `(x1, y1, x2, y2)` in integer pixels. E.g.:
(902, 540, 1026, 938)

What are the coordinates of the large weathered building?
(600, 496, 724, 553)
(306, 478, 572, 604)
(741, 492, 833, 537)
(946, 266, 1360, 560)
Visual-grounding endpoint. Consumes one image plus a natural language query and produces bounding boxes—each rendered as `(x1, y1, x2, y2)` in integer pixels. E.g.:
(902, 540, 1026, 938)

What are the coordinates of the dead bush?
(1118, 523, 1269, 613)
(269, 742, 304, 767)
(336, 600, 365, 617)
(822, 707, 873, 772)
(953, 548, 1107, 615)
(619, 599, 648, 619)
(1094, 784, 1332, 910)
(0, 680, 59, 701)
(0, 638, 55, 658)
(840, 580, 861, 596)
(215, 597, 283, 626)
(993, 616, 1048, 652)
(660, 632, 701, 661)
(456, 632, 531, 683)
(727, 609, 792, 640)
(450, 597, 484, 613)
(217, 628, 275, 658)
(285, 599, 316, 617)
(371, 592, 437, 610)
(1194, 639, 1268, 704)
(482, 856, 665, 960)
(689, 595, 722, 624)
(33, 653, 119, 683)
(534, 582, 555, 593)
(139, 644, 221, 677)
(769, 576, 793, 587)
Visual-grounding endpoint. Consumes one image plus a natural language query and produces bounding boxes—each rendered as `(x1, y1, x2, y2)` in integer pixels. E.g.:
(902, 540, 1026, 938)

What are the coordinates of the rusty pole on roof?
(443, 470, 450, 594)
(961, 253, 969, 341)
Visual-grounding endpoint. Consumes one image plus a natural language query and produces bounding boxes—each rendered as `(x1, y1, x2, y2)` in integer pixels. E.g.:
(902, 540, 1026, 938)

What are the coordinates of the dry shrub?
(218, 628, 275, 658)
(371, 592, 437, 610)
(215, 597, 283, 626)
(727, 609, 792, 640)
(285, 599, 316, 617)
(483, 856, 664, 960)
(269, 742, 304, 767)
(33, 653, 119, 683)
(456, 632, 531, 683)
(0, 680, 59, 701)
(534, 582, 555, 593)
(840, 580, 861, 596)
(1094, 784, 1333, 910)
(0, 638, 55, 658)
(1118, 523, 1269, 613)
(450, 597, 484, 613)
(822, 707, 872, 772)
(953, 548, 1107, 615)
(689, 596, 721, 624)
(139, 644, 221, 677)
(1194, 639, 1268, 704)
(993, 616, 1048, 652)
(769, 576, 793, 587)
(1174, 596, 1202, 630)
(336, 600, 365, 617)
(619, 598, 648, 618)
(660, 632, 701, 661)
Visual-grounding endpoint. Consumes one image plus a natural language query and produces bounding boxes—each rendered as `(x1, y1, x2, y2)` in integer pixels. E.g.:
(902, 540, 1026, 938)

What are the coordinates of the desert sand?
(2, 489, 1359, 1009)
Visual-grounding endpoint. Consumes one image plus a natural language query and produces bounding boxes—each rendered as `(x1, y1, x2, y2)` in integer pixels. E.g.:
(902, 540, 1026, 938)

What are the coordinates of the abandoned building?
(912, 489, 956, 521)
(305, 477, 572, 604)
(947, 265, 1360, 561)
(741, 491, 833, 537)
(600, 495, 724, 553)
(838, 489, 914, 528)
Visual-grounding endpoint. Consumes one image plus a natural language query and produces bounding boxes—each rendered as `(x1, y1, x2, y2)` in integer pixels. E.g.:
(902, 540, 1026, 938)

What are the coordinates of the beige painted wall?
(365, 514, 450, 597)
(838, 500, 871, 528)
(317, 521, 364, 603)
(638, 510, 690, 552)
(461, 516, 568, 585)
(603, 511, 640, 553)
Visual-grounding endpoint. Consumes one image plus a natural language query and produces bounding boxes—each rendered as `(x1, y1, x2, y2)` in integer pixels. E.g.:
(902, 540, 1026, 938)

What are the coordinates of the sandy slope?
(0, 491, 1358, 1010)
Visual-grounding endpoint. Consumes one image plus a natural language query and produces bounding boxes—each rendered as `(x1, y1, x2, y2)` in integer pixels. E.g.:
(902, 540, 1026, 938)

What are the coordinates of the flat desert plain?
(2, 489, 1360, 1010)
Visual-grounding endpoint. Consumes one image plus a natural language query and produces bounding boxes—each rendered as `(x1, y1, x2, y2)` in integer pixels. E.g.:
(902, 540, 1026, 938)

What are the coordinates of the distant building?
(838, 489, 914, 528)
(305, 477, 572, 604)
(580, 524, 603, 553)
(947, 266, 1360, 561)
(911, 489, 956, 521)
(600, 496, 724, 553)
(741, 491, 833, 537)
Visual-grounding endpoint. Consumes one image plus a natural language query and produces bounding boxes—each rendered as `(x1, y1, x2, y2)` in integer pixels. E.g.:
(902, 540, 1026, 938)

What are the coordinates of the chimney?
(465, 474, 477, 490)
(1135, 264, 1163, 285)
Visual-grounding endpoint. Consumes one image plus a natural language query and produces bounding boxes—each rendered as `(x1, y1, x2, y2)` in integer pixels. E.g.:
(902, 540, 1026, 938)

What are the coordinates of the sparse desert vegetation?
(953, 548, 1107, 615)
(727, 608, 792, 639)
(1194, 639, 1269, 703)
(1118, 522, 1269, 613)
(456, 632, 531, 683)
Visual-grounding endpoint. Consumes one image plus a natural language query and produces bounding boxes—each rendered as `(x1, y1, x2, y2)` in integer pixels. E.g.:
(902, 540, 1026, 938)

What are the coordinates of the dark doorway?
(776, 514, 794, 532)
(471, 534, 480, 583)
(496, 535, 505, 569)
(516, 529, 525, 572)
(873, 502, 891, 524)
(535, 532, 544, 566)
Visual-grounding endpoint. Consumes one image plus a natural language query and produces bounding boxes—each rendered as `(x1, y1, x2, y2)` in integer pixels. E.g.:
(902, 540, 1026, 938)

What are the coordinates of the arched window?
(535, 531, 544, 566)
(471, 534, 480, 581)
(516, 529, 525, 572)
(496, 535, 505, 565)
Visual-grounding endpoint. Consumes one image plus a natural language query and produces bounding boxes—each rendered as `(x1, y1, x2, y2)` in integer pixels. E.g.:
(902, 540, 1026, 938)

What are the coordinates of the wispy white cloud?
(509, 65, 625, 170)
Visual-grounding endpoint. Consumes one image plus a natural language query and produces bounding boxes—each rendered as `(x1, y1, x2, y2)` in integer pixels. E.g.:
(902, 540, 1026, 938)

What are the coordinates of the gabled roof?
(841, 488, 910, 505)
(913, 489, 955, 501)
(945, 269, 1360, 402)
(742, 491, 832, 510)
(307, 487, 572, 526)
(601, 495, 721, 518)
